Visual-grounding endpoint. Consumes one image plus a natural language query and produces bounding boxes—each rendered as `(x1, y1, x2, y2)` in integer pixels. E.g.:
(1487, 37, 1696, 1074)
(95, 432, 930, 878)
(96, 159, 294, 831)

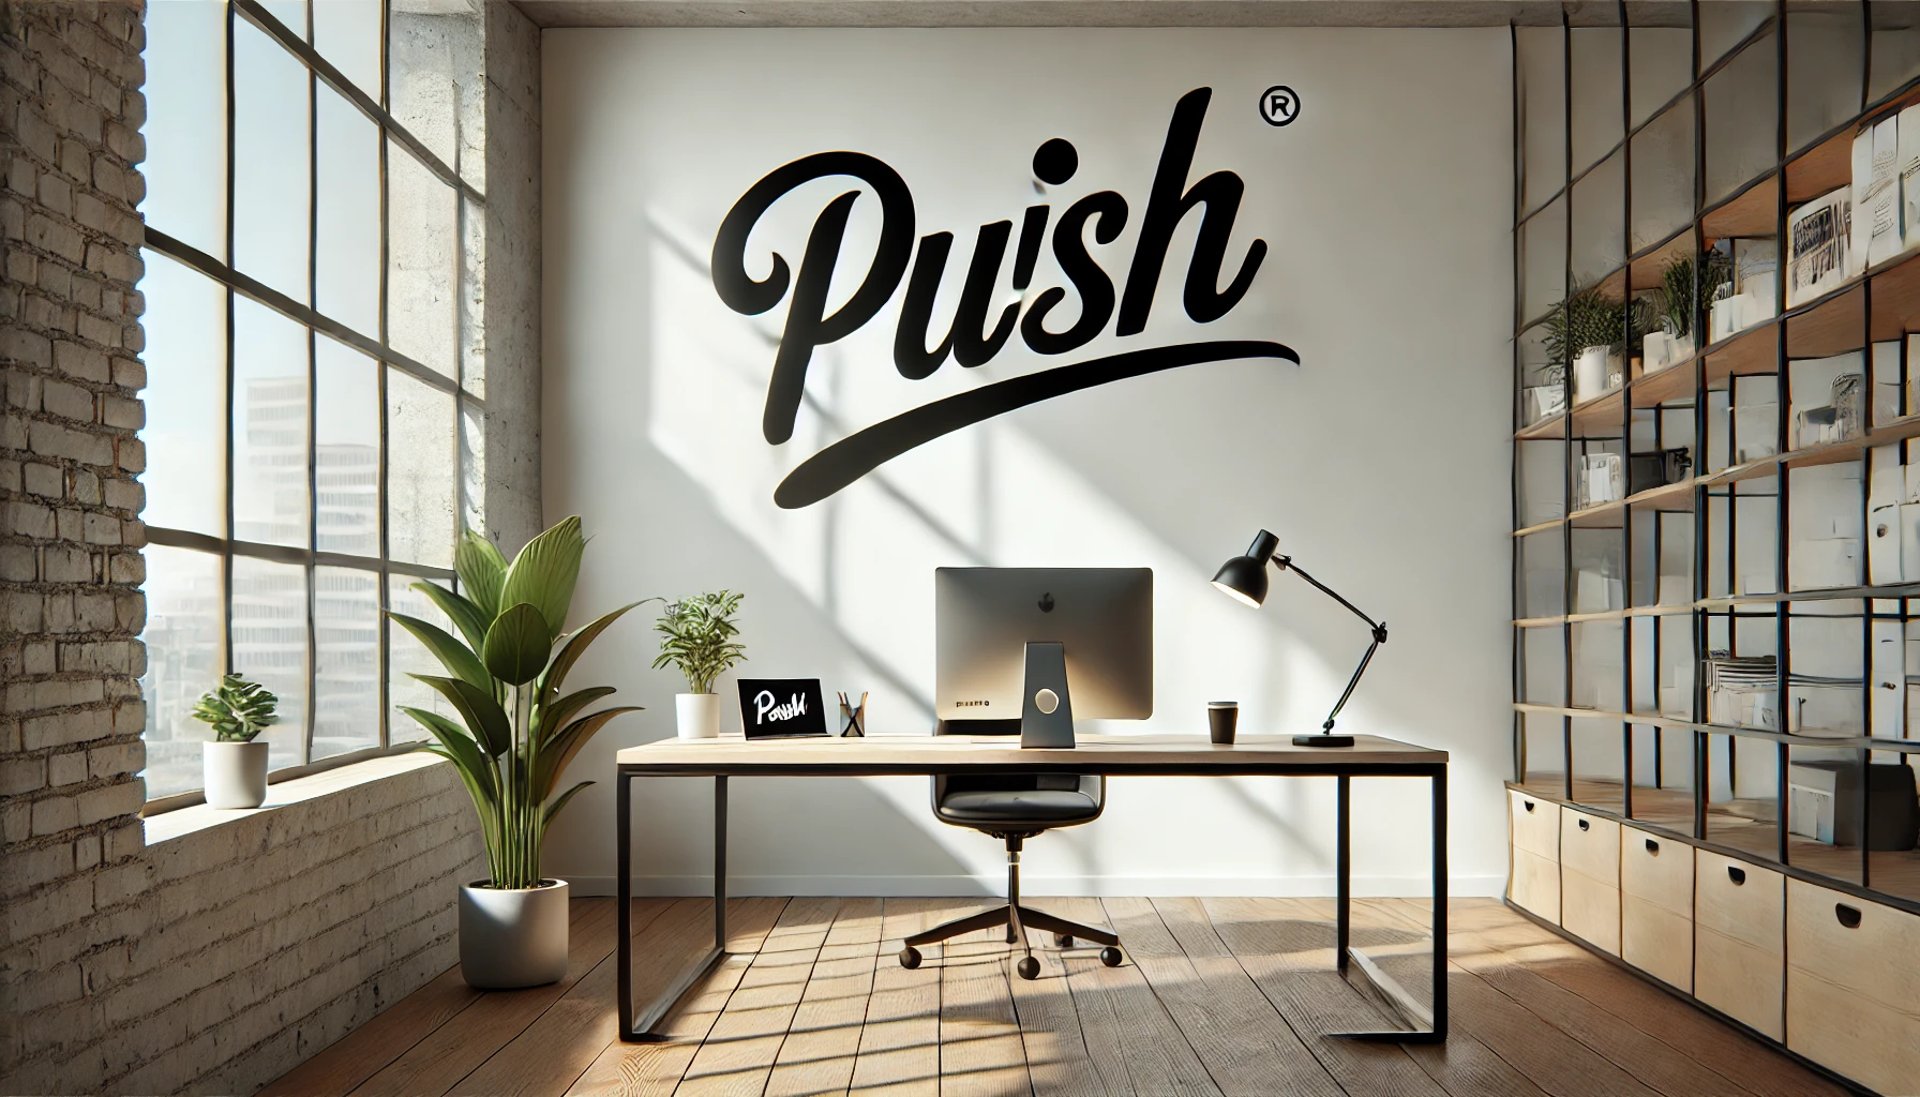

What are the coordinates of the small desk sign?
(738, 678, 829, 739)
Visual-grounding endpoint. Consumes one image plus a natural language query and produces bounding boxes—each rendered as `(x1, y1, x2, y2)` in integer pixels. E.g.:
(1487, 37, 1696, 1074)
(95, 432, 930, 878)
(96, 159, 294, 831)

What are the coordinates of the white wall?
(541, 27, 1513, 896)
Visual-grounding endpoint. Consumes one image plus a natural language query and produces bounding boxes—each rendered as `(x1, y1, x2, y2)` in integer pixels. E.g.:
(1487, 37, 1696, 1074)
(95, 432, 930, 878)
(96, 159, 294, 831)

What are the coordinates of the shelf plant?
(388, 516, 650, 987)
(652, 590, 747, 739)
(193, 674, 278, 808)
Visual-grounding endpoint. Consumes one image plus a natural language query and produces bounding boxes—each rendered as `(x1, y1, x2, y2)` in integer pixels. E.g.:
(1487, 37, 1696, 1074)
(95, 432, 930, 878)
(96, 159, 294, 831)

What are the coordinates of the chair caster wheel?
(899, 946, 921, 969)
(1053, 933, 1074, 948)
(1016, 956, 1041, 981)
(1100, 946, 1123, 967)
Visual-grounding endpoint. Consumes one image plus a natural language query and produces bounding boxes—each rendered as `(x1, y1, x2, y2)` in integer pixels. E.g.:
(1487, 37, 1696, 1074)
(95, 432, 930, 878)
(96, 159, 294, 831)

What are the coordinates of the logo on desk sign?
(738, 678, 829, 738)
(710, 86, 1300, 509)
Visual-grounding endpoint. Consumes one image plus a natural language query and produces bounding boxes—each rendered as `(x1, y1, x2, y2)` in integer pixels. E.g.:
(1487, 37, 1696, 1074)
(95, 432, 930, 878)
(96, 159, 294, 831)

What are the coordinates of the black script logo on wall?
(711, 86, 1299, 509)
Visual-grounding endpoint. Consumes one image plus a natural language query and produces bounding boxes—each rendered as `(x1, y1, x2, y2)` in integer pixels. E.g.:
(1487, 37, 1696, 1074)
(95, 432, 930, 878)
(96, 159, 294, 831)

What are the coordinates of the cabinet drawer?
(1697, 924, 1782, 1041)
(1562, 865, 1621, 955)
(1620, 826, 1691, 916)
(1510, 846, 1560, 922)
(1695, 851, 1782, 951)
(1622, 893, 1691, 991)
(1509, 790, 1560, 858)
(1560, 809, 1619, 882)
(1695, 850, 1783, 1041)
(1786, 880, 1920, 1096)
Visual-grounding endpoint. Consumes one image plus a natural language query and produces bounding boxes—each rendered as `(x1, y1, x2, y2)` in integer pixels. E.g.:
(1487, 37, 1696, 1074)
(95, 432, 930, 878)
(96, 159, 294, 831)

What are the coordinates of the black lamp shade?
(1212, 529, 1280, 607)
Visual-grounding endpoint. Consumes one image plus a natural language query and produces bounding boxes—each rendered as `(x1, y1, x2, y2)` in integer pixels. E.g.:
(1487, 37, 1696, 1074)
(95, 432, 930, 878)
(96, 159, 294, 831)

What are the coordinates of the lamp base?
(1292, 734, 1356, 748)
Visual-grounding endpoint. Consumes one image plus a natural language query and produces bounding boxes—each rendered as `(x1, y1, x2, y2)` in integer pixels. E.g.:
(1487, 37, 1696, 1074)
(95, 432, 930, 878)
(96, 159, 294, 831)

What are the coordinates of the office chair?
(898, 719, 1124, 979)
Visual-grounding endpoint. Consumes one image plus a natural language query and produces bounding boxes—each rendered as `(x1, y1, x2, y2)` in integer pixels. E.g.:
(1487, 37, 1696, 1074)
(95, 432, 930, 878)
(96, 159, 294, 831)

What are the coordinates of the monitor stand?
(1021, 641, 1075, 748)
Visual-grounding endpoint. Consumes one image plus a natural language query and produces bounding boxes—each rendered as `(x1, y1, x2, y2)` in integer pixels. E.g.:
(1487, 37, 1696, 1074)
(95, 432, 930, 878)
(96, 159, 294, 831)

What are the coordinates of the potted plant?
(1545, 288, 1627, 402)
(193, 674, 278, 808)
(389, 516, 647, 989)
(652, 591, 746, 739)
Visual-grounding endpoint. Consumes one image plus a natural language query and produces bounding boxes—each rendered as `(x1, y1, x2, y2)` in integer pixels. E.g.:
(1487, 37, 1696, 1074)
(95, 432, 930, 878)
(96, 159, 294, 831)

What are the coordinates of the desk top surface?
(615, 733, 1444, 772)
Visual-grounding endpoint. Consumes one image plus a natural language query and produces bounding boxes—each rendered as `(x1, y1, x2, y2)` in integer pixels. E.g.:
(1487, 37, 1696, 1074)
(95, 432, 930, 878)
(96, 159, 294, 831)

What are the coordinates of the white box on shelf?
(1902, 502, 1920, 583)
(1788, 537, 1860, 591)
(1575, 569, 1623, 614)
(1658, 573, 1691, 605)
(1524, 385, 1566, 423)
(1730, 402, 1779, 462)
(1870, 467, 1904, 584)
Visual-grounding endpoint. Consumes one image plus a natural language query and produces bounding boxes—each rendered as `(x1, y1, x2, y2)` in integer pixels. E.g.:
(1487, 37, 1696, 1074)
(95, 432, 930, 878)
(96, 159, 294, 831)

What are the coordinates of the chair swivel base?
(897, 902, 1123, 979)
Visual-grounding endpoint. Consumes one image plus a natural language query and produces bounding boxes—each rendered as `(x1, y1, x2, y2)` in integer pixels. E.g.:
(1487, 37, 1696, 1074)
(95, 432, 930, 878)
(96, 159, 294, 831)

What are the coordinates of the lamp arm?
(1273, 555, 1389, 734)
(1273, 556, 1384, 632)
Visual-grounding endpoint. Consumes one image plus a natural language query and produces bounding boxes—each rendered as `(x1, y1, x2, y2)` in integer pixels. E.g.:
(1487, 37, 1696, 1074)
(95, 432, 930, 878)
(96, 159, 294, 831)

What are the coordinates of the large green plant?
(192, 674, 278, 742)
(389, 517, 647, 890)
(652, 591, 746, 695)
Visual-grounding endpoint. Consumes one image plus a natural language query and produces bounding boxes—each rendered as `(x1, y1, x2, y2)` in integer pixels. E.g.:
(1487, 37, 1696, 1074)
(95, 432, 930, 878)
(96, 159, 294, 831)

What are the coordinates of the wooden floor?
(263, 897, 1849, 1097)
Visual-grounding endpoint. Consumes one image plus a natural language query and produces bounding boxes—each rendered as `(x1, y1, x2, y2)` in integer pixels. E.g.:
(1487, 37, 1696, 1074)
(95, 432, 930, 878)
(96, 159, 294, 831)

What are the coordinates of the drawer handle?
(1644, 838, 1659, 855)
(1727, 866, 1746, 886)
(1577, 819, 1590, 832)
(1835, 903, 1863, 929)
(1523, 800, 1536, 813)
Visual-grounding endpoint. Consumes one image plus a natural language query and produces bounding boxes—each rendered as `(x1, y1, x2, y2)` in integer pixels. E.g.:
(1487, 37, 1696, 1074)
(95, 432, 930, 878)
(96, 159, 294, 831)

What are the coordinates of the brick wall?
(0, 2, 540, 1093)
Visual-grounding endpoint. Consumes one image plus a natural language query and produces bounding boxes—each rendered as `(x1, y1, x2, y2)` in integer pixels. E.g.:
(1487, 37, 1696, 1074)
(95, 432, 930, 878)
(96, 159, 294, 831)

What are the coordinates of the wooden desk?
(614, 733, 1448, 1043)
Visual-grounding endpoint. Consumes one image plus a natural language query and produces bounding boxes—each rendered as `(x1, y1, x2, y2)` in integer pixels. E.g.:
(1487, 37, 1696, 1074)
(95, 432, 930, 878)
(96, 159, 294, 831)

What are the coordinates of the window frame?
(140, 0, 482, 813)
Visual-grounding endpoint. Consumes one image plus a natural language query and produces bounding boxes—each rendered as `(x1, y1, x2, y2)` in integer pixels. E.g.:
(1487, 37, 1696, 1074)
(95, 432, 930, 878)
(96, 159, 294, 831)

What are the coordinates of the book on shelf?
(1787, 187, 1851, 307)
(1903, 104, 1920, 252)
(1852, 114, 1901, 271)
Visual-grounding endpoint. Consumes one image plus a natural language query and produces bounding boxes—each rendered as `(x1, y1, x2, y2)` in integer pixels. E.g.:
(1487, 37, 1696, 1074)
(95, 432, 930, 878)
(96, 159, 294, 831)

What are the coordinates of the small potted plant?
(653, 591, 746, 739)
(193, 673, 278, 808)
(1545, 288, 1627, 402)
(389, 517, 649, 989)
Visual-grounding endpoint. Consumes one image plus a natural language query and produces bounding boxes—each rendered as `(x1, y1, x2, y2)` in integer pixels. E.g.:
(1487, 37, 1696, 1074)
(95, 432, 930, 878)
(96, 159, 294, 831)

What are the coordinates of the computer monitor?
(934, 567, 1153, 745)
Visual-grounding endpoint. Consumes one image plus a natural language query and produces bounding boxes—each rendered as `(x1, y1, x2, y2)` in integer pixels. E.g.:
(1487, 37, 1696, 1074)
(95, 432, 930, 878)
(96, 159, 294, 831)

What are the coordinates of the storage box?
(1788, 537, 1860, 590)
(1786, 761, 1920, 849)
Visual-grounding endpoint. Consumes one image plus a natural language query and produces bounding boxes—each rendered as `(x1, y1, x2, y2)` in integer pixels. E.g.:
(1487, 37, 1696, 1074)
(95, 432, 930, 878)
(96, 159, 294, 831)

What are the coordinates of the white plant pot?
(1572, 345, 1612, 400)
(676, 692, 722, 739)
(458, 878, 569, 989)
(202, 740, 268, 808)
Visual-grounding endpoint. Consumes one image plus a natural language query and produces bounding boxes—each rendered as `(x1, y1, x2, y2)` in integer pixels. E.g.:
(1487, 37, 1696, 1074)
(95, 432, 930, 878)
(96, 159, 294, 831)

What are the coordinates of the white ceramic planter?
(676, 692, 721, 739)
(1572, 345, 1612, 400)
(458, 879, 569, 989)
(202, 740, 269, 808)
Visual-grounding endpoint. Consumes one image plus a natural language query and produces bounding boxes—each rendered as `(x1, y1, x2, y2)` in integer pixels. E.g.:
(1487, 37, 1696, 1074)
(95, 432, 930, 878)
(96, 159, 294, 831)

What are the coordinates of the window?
(138, 0, 481, 805)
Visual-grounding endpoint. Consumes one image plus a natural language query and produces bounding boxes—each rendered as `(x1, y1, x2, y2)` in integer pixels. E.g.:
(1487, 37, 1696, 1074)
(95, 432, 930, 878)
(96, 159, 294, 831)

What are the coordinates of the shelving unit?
(1509, 5, 1920, 1092)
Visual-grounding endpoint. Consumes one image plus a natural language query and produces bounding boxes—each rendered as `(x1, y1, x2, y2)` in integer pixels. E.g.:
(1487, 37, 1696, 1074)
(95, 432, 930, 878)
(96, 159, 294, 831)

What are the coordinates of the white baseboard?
(563, 873, 1506, 898)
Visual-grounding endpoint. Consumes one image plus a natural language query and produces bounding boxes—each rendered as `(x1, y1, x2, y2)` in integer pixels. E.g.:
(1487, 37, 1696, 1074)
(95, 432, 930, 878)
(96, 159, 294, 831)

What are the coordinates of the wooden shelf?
(1511, 31, 1920, 946)
(1511, 477, 1695, 537)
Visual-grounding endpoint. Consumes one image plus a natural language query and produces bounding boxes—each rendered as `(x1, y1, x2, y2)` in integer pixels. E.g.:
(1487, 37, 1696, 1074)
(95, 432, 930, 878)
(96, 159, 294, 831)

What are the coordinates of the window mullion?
(303, 2, 319, 770)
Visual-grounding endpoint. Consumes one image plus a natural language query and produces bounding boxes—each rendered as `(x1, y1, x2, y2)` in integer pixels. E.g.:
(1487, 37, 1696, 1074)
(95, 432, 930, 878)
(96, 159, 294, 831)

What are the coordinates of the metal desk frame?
(615, 742, 1447, 1044)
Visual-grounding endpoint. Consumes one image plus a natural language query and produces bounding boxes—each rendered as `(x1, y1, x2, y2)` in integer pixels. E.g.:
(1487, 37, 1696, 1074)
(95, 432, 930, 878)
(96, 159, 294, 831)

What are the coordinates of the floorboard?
(561, 898, 788, 1097)
(850, 898, 948, 1096)
(934, 904, 1030, 1096)
(765, 897, 883, 1097)
(345, 898, 649, 1097)
(1004, 908, 1104, 1097)
(272, 897, 1840, 1097)
(675, 896, 841, 1095)
(1104, 896, 1340, 1097)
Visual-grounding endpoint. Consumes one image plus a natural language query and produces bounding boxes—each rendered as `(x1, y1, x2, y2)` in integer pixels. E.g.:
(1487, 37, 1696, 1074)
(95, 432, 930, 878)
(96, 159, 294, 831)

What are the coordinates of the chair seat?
(938, 788, 1101, 826)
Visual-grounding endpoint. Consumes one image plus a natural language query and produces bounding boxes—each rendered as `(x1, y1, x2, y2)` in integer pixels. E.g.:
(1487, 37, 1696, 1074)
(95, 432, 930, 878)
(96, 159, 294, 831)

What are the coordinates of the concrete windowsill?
(143, 753, 446, 846)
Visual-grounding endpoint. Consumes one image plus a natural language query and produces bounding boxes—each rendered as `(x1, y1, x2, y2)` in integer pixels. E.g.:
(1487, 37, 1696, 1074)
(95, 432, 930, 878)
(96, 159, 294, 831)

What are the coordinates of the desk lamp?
(1211, 529, 1388, 748)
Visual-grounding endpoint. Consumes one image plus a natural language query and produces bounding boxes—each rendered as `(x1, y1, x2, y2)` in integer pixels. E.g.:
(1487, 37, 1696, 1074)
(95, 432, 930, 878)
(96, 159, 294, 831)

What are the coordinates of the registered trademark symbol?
(1259, 85, 1299, 127)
